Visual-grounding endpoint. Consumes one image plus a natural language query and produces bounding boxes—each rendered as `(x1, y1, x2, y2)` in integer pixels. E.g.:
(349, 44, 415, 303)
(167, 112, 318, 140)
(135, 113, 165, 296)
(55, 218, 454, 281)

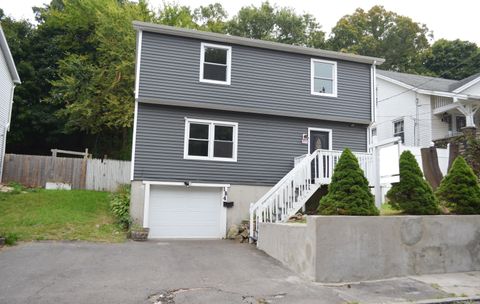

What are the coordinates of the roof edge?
(452, 75, 480, 94)
(0, 25, 20, 84)
(133, 21, 385, 66)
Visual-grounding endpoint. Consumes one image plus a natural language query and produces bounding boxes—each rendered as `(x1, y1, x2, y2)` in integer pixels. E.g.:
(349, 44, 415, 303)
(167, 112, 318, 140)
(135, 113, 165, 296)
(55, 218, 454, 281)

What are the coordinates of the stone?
(226, 225, 239, 239)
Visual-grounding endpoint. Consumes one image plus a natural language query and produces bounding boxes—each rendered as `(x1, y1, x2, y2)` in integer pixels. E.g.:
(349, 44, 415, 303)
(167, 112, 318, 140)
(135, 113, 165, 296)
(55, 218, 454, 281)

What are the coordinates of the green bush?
(0, 232, 18, 246)
(386, 150, 439, 215)
(317, 148, 379, 215)
(110, 184, 131, 229)
(436, 156, 480, 214)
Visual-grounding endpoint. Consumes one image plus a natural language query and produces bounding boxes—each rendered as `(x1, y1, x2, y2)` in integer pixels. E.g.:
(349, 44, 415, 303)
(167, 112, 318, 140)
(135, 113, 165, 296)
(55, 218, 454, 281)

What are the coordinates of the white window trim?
(393, 119, 405, 142)
(310, 58, 337, 98)
(199, 42, 232, 85)
(184, 118, 238, 162)
(307, 127, 333, 153)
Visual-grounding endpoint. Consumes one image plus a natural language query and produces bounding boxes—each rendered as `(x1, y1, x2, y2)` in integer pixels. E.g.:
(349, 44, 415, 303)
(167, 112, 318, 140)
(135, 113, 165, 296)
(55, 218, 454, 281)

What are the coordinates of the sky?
(1, 0, 479, 44)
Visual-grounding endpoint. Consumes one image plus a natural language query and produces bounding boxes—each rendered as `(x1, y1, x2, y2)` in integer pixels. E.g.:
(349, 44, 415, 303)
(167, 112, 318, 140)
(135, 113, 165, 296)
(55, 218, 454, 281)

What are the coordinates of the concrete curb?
(398, 296, 480, 303)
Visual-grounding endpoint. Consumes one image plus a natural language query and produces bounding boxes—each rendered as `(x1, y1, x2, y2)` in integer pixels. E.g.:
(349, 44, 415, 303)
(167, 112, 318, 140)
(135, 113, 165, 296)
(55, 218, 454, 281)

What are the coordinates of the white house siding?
(0, 47, 15, 178)
(376, 78, 418, 146)
(416, 93, 433, 146)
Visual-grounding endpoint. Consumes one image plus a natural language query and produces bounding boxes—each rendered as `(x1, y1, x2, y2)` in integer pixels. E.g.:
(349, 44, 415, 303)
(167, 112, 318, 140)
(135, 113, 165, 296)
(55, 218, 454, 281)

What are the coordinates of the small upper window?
(393, 120, 405, 143)
(311, 59, 337, 97)
(184, 118, 238, 161)
(200, 43, 231, 85)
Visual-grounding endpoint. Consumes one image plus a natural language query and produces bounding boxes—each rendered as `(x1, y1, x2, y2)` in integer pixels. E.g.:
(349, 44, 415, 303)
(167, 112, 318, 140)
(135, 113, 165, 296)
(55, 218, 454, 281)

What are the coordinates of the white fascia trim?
(183, 117, 238, 162)
(134, 30, 142, 99)
(377, 74, 469, 99)
(130, 100, 138, 180)
(310, 58, 338, 98)
(199, 42, 232, 85)
(453, 76, 480, 93)
(142, 181, 231, 188)
(307, 127, 333, 153)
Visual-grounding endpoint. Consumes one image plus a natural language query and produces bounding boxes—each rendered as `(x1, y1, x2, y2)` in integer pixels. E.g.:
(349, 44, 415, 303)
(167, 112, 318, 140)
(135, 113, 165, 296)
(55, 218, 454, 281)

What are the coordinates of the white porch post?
(456, 101, 479, 128)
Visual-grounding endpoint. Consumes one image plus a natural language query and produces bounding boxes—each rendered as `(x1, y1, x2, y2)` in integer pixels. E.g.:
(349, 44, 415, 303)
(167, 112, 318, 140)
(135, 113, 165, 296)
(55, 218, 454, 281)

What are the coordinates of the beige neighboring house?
(0, 25, 21, 180)
(374, 70, 480, 147)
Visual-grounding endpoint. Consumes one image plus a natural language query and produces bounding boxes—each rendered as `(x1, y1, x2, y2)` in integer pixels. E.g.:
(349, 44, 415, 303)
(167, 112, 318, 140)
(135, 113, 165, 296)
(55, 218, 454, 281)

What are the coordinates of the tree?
(436, 156, 480, 214)
(227, 2, 325, 48)
(327, 6, 431, 72)
(44, 0, 153, 158)
(318, 149, 379, 215)
(386, 151, 439, 214)
(422, 39, 480, 80)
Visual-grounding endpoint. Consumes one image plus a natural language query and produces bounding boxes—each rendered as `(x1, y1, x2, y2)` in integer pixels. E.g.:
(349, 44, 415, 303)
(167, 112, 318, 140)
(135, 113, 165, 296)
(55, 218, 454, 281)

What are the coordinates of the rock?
(226, 225, 239, 239)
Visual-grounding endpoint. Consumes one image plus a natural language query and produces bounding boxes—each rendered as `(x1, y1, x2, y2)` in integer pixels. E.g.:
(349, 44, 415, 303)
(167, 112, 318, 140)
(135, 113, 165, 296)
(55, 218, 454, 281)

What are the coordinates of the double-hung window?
(311, 59, 337, 97)
(393, 119, 405, 143)
(200, 43, 231, 85)
(184, 118, 238, 161)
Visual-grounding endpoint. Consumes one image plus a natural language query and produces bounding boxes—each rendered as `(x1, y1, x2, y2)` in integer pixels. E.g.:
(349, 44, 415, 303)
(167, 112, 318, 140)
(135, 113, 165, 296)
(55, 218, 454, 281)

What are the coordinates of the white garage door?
(148, 185, 224, 238)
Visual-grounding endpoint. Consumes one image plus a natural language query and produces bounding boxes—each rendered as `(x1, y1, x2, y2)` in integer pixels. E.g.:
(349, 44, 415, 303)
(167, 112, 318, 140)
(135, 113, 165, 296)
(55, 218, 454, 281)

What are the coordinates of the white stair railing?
(249, 149, 374, 240)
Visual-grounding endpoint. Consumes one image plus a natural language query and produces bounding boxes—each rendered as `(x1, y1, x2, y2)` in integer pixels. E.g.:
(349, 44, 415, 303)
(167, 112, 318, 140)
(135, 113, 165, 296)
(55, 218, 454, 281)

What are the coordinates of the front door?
(309, 130, 330, 153)
(309, 130, 331, 183)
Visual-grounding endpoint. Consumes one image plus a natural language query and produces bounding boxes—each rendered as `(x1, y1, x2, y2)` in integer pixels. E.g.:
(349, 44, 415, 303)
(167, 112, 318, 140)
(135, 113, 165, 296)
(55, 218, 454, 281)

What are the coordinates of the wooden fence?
(2, 154, 131, 191)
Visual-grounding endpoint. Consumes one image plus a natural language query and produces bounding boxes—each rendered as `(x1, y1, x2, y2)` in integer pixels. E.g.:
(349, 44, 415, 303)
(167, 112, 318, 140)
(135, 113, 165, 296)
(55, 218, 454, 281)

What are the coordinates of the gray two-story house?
(130, 21, 384, 239)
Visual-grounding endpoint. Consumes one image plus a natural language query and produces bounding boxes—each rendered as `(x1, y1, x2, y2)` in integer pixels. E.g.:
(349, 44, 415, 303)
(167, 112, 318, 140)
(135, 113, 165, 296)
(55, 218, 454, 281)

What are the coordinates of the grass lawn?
(380, 203, 403, 216)
(0, 189, 126, 243)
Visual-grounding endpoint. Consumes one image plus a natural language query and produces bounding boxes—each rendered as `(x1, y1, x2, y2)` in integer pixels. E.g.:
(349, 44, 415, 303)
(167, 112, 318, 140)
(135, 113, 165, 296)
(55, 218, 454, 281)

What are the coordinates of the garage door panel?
(148, 185, 224, 238)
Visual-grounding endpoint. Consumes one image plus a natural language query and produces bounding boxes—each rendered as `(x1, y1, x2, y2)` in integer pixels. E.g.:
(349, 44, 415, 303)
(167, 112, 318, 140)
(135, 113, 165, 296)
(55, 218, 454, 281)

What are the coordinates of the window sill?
(311, 92, 337, 98)
(184, 155, 237, 162)
(199, 79, 231, 86)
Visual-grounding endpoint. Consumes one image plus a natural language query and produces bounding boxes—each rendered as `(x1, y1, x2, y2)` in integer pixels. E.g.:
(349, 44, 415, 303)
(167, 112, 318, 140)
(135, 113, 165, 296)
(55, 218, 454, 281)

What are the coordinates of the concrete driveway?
(0, 240, 455, 304)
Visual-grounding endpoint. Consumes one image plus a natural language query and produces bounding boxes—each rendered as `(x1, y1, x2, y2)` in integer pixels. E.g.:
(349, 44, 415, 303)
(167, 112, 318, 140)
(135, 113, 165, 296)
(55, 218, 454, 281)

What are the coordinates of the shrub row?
(317, 149, 480, 216)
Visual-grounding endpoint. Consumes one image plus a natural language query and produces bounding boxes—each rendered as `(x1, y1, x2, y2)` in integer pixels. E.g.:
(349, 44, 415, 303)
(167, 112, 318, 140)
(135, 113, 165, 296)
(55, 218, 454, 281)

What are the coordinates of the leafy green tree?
(44, 0, 153, 158)
(318, 149, 379, 215)
(387, 151, 439, 214)
(436, 156, 480, 214)
(194, 3, 228, 33)
(227, 2, 325, 47)
(327, 5, 431, 72)
(422, 39, 480, 80)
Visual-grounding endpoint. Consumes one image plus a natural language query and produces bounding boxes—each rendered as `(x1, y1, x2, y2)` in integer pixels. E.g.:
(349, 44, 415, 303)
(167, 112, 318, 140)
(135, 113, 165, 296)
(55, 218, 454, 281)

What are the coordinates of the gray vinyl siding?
(138, 32, 372, 123)
(133, 103, 367, 185)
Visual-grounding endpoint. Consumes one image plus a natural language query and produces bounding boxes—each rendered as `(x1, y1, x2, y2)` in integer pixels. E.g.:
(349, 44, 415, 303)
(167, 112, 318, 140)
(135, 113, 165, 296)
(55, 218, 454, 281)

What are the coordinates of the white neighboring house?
(0, 25, 21, 180)
(374, 70, 480, 147)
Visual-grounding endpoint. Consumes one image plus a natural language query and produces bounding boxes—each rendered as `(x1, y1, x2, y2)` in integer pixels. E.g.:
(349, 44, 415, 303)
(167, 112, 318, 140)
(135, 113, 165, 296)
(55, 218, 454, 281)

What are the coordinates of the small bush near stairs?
(387, 151, 439, 215)
(317, 148, 379, 216)
(436, 156, 480, 214)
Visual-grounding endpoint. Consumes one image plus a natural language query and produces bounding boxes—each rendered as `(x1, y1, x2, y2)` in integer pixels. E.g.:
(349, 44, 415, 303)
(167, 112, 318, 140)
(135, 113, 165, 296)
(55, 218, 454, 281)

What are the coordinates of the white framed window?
(184, 118, 238, 162)
(393, 119, 405, 143)
(199, 43, 231, 85)
(311, 58, 337, 97)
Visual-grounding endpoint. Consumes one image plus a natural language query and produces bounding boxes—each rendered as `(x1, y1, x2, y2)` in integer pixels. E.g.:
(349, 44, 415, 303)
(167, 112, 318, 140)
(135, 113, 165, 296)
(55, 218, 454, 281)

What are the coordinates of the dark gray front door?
(309, 130, 330, 183)
(309, 130, 330, 153)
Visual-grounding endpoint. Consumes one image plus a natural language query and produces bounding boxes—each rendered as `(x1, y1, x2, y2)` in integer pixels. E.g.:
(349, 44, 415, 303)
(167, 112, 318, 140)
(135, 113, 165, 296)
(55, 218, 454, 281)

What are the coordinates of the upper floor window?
(184, 118, 238, 162)
(311, 59, 337, 97)
(393, 119, 405, 143)
(199, 43, 231, 85)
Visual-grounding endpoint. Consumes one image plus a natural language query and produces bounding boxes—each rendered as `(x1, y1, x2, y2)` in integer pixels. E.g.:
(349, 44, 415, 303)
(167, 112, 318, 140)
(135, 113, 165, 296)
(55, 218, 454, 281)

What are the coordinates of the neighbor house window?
(199, 43, 231, 85)
(456, 116, 466, 132)
(311, 59, 337, 97)
(393, 120, 405, 143)
(184, 118, 238, 161)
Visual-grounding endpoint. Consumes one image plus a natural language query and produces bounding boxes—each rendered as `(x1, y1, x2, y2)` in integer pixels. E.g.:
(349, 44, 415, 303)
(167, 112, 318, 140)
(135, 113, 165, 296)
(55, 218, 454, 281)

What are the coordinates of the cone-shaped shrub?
(317, 148, 379, 215)
(436, 156, 480, 214)
(386, 150, 439, 214)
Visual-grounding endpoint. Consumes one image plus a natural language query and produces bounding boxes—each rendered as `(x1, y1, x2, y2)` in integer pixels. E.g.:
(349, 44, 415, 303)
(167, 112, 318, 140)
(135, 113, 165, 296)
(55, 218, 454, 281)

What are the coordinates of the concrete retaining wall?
(258, 215, 480, 283)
